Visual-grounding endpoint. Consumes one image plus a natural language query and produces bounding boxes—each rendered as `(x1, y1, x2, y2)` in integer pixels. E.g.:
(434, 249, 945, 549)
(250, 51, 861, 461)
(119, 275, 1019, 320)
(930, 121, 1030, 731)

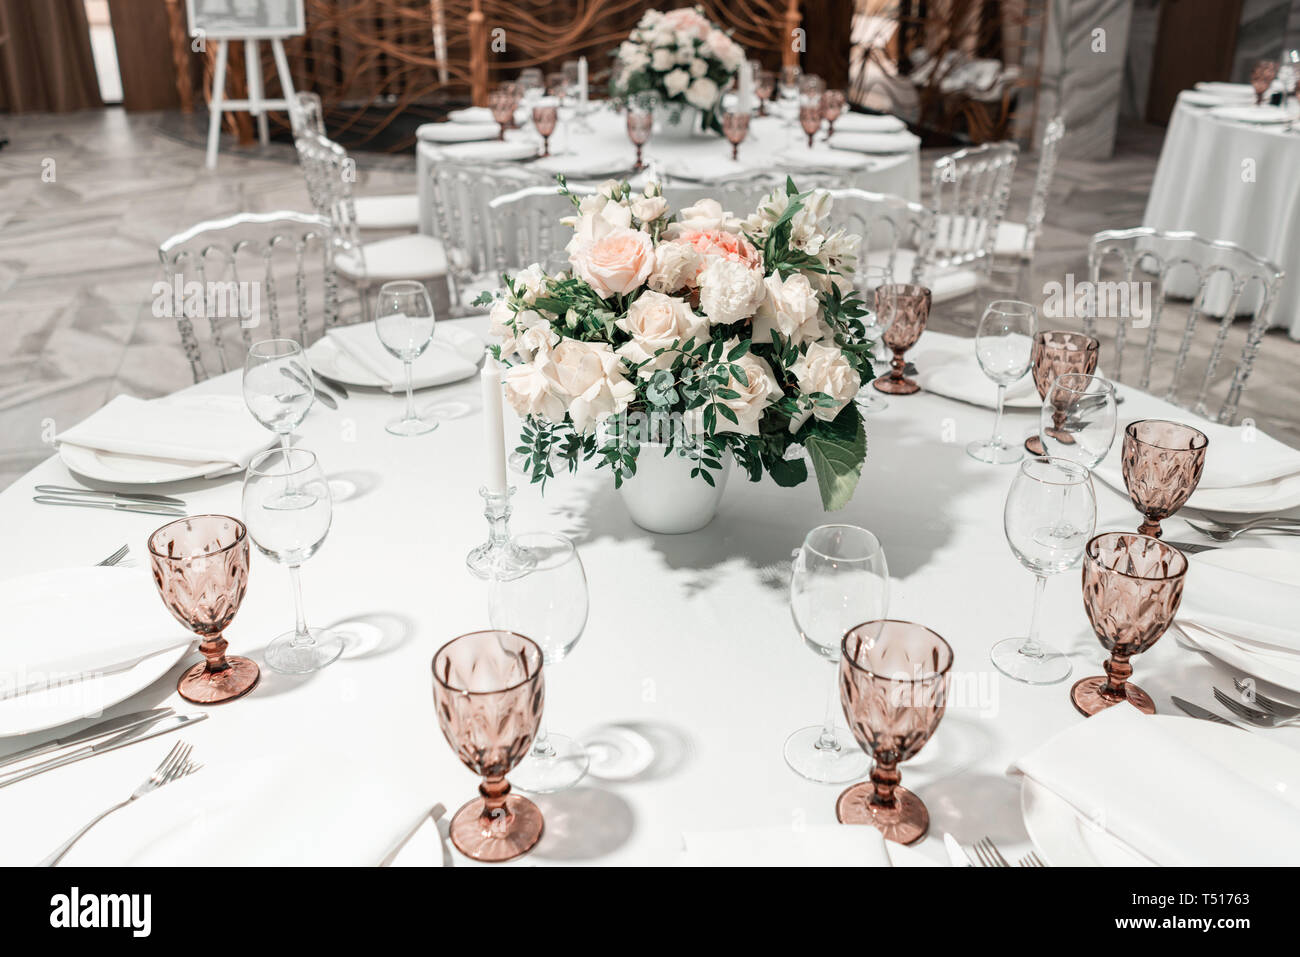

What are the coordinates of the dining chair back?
(1016, 114, 1066, 263)
(288, 91, 325, 138)
(826, 187, 936, 285)
(1085, 226, 1284, 423)
(929, 140, 1018, 276)
(158, 211, 336, 383)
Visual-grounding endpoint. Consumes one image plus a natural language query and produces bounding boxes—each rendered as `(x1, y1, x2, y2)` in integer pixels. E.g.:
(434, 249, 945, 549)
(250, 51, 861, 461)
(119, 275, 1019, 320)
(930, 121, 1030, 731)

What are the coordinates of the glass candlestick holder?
(465, 485, 535, 581)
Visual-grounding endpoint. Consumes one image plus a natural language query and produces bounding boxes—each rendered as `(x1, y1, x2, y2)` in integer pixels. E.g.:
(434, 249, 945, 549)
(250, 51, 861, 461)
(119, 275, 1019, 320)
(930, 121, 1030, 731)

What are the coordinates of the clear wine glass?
(966, 300, 1037, 465)
(243, 339, 313, 455)
(1039, 373, 1117, 468)
(488, 532, 589, 793)
(241, 447, 344, 675)
(375, 280, 438, 437)
(991, 456, 1096, 685)
(853, 265, 894, 414)
(785, 524, 890, 783)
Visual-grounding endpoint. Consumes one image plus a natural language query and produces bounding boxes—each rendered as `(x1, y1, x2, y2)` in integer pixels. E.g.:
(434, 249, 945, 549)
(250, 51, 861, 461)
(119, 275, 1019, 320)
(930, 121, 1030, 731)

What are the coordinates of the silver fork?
(971, 836, 1011, 867)
(1018, 851, 1046, 867)
(96, 545, 129, 567)
(1212, 687, 1299, 728)
(1233, 677, 1300, 718)
(40, 742, 200, 866)
(1186, 518, 1300, 542)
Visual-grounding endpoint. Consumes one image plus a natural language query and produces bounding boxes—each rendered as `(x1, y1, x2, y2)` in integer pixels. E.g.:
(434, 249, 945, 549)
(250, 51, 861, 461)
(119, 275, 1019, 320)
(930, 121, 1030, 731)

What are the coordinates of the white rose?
(788, 341, 861, 432)
(614, 290, 708, 376)
(689, 57, 708, 78)
(685, 76, 720, 110)
(663, 68, 691, 98)
(752, 271, 829, 346)
(697, 257, 766, 326)
(646, 241, 702, 294)
(565, 198, 634, 255)
(669, 198, 738, 235)
(629, 194, 669, 224)
(548, 338, 636, 433)
(652, 48, 675, 71)
(490, 300, 551, 359)
(503, 357, 567, 423)
(686, 341, 782, 436)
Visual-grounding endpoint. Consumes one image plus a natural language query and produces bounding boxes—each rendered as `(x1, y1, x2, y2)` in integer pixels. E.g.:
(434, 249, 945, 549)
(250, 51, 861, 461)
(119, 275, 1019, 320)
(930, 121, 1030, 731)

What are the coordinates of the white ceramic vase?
(617, 442, 731, 534)
(655, 104, 706, 141)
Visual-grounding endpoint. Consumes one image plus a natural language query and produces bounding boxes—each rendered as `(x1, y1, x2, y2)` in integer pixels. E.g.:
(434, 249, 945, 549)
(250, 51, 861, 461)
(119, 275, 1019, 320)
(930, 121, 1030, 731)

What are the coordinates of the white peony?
(697, 257, 766, 326)
(548, 338, 636, 433)
(646, 240, 702, 294)
(788, 341, 861, 432)
(752, 272, 829, 346)
(614, 290, 708, 376)
(686, 341, 782, 436)
(663, 68, 691, 98)
(685, 76, 720, 110)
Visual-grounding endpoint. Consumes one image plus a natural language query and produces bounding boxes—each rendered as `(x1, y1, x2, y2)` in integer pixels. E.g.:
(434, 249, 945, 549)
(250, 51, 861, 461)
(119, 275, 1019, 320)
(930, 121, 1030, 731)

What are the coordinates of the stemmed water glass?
(432, 630, 545, 863)
(821, 88, 846, 136)
(1121, 420, 1208, 537)
(532, 101, 558, 157)
(785, 525, 889, 784)
(966, 300, 1037, 464)
(837, 620, 952, 844)
(871, 283, 930, 395)
(490, 86, 515, 139)
(721, 104, 751, 161)
(241, 447, 344, 674)
(991, 457, 1096, 685)
(755, 69, 775, 116)
(1039, 373, 1117, 468)
(148, 514, 260, 704)
(626, 99, 653, 171)
(1251, 60, 1277, 105)
(488, 532, 589, 793)
(375, 280, 438, 437)
(798, 92, 823, 149)
(852, 265, 894, 413)
(243, 339, 313, 455)
(1073, 533, 1188, 716)
(1024, 331, 1098, 455)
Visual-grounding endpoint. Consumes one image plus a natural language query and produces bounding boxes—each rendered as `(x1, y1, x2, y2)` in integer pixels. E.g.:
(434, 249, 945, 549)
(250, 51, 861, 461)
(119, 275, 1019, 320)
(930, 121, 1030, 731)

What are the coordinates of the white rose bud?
(788, 341, 861, 432)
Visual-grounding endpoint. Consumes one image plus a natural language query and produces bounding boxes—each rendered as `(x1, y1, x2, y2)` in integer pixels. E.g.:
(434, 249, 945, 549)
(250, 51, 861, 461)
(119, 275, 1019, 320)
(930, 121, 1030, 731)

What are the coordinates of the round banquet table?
(1142, 92, 1300, 339)
(417, 108, 922, 236)
(2, 318, 1299, 867)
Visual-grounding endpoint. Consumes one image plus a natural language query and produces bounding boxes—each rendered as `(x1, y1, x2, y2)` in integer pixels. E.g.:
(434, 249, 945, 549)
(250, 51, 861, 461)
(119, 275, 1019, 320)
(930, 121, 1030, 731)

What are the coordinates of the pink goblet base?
(1070, 675, 1156, 716)
(836, 782, 930, 845)
(449, 790, 544, 862)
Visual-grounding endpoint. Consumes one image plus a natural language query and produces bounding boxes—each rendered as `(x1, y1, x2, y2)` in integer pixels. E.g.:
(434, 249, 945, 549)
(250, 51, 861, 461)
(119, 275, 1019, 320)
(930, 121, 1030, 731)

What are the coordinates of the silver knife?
(0, 707, 174, 771)
(1163, 540, 1218, 554)
(34, 485, 186, 507)
(33, 496, 186, 517)
(943, 832, 973, 867)
(1171, 696, 1244, 729)
(0, 712, 207, 789)
(282, 366, 338, 410)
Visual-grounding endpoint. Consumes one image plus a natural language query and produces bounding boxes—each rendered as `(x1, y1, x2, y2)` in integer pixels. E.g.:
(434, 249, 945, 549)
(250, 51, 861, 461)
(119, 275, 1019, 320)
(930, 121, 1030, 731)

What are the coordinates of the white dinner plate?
(1208, 104, 1291, 124)
(59, 443, 242, 485)
(1194, 82, 1255, 97)
(528, 151, 633, 179)
(306, 327, 484, 390)
(1021, 715, 1300, 866)
(439, 139, 541, 163)
(1092, 463, 1300, 516)
(0, 567, 191, 738)
(1180, 90, 1249, 108)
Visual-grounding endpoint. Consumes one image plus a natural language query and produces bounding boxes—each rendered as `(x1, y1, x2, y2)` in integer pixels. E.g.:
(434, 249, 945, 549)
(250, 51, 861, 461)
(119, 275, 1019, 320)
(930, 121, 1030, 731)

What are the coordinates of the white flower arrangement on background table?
(479, 176, 877, 512)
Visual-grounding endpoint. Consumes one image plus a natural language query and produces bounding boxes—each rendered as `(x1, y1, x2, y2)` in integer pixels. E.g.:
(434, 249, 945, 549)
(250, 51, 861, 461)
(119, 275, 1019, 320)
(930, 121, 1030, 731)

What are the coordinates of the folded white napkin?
(778, 144, 872, 171)
(1208, 104, 1290, 124)
(1094, 416, 1300, 491)
(58, 749, 437, 866)
(656, 155, 751, 183)
(1180, 551, 1300, 653)
(831, 112, 906, 133)
(529, 150, 631, 178)
(828, 130, 921, 154)
(909, 333, 1038, 408)
(1194, 81, 1255, 97)
(439, 139, 540, 163)
(415, 121, 502, 143)
(680, 825, 891, 867)
(1010, 704, 1300, 865)
(325, 321, 483, 391)
(56, 394, 272, 469)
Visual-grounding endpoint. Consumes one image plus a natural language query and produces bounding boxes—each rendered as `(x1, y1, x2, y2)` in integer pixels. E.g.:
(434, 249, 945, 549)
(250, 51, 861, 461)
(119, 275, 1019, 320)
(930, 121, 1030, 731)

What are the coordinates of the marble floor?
(0, 107, 1297, 490)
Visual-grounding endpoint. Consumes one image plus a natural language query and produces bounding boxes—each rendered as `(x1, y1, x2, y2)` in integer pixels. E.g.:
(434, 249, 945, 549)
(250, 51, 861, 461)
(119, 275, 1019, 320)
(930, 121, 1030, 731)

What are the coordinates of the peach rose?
(615, 290, 708, 376)
(548, 338, 637, 433)
(674, 228, 761, 273)
(570, 227, 654, 299)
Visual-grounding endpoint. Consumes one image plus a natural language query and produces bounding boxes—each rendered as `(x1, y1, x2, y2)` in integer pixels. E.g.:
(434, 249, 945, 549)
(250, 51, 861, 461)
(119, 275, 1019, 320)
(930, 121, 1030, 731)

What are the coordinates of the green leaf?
(767, 454, 808, 488)
(726, 340, 751, 361)
(802, 404, 867, 511)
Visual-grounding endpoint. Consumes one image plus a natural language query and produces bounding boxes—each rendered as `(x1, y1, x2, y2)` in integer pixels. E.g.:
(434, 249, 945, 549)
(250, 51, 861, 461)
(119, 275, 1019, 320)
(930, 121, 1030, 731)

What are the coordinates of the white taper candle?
(578, 56, 588, 108)
(481, 354, 508, 495)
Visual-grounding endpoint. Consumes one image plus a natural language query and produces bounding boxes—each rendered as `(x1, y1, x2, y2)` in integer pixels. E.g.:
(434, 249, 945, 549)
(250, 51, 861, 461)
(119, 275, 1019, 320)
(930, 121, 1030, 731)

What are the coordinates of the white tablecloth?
(417, 109, 922, 235)
(1143, 92, 1300, 338)
(2, 319, 1297, 866)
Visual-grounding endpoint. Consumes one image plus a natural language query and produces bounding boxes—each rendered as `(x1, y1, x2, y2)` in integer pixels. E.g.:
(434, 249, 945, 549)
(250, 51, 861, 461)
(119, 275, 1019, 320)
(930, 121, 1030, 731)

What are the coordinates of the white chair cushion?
(335, 234, 449, 282)
(865, 248, 980, 304)
(994, 220, 1029, 257)
(353, 194, 419, 231)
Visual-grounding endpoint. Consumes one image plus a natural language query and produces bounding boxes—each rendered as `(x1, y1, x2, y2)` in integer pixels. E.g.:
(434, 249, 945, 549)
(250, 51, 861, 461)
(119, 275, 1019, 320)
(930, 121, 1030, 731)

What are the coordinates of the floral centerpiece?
(608, 6, 746, 134)
(479, 177, 875, 527)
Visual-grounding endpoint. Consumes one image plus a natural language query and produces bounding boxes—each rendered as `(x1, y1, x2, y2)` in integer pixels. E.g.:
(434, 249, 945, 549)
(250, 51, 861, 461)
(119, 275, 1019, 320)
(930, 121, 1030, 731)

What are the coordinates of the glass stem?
(288, 564, 314, 647)
(990, 383, 1006, 447)
(1020, 575, 1048, 659)
(403, 360, 415, 422)
(815, 663, 842, 752)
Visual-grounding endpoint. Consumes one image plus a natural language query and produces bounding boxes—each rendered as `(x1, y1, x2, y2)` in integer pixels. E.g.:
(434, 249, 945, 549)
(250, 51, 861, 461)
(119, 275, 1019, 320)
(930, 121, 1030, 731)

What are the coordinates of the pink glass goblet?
(872, 283, 931, 395)
(1072, 533, 1187, 716)
(1025, 331, 1099, 455)
(721, 109, 750, 161)
(433, 629, 545, 863)
(626, 105, 653, 171)
(532, 104, 558, 157)
(1252, 60, 1277, 105)
(837, 620, 953, 845)
(798, 93, 822, 149)
(821, 88, 846, 136)
(148, 514, 260, 705)
(489, 87, 515, 140)
(1121, 419, 1208, 538)
(755, 69, 775, 116)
